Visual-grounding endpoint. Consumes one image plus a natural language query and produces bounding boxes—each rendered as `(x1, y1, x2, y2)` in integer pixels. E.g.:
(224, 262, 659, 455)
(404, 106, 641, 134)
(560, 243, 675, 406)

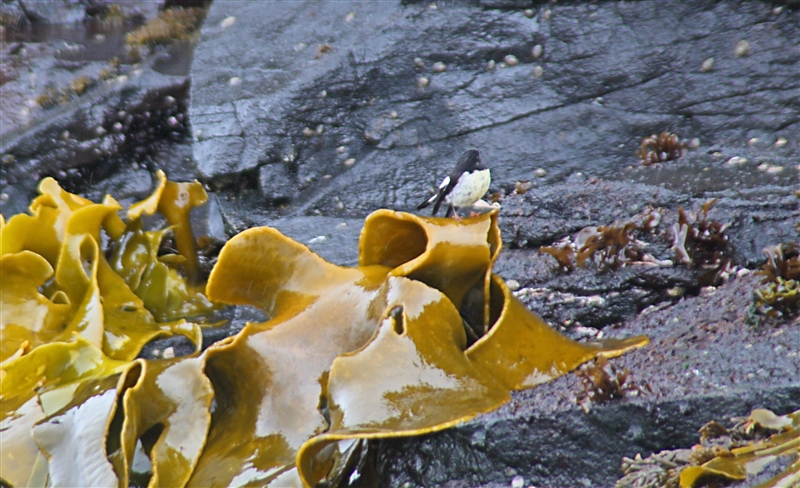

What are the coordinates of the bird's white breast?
(447, 168, 491, 207)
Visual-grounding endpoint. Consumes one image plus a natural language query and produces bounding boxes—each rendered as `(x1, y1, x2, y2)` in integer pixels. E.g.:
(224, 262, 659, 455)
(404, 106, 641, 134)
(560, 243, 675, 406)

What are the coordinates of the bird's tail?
(417, 194, 435, 211)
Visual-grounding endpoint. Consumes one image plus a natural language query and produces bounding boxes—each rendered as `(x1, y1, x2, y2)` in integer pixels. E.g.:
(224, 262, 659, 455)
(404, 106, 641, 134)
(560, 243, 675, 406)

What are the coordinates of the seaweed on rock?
(0, 178, 648, 487)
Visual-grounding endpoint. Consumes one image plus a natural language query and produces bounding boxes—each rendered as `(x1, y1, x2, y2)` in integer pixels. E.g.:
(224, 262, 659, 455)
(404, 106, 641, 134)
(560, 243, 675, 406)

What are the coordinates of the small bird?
(417, 149, 491, 218)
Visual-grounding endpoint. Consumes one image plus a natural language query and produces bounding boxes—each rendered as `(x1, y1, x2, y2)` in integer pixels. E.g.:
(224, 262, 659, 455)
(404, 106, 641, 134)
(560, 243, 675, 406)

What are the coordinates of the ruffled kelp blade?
(0, 251, 69, 362)
(114, 355, 214, 488)
(0, 174, 214, 486)
(680, 409, 800, 488)
(0, 338, 129, 487)
(2, 174, 652, 488)
(191, 226, 391, 487)
(297, 277, 510, 487)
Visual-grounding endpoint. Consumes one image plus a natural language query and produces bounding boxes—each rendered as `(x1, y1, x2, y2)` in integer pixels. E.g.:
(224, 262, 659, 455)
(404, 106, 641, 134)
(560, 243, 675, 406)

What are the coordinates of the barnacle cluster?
(670, 199, 731, 284)
(616, 408, 800, 488)
(0, 175, 648, 487)
(638, 131, 686, 166)
(575, 356, 648, 413)
(749, 243, 800, 325)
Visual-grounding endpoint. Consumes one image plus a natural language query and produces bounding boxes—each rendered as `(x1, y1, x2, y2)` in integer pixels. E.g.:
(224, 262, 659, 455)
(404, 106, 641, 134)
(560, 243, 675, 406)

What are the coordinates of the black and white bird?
(417, 149, 491, 218)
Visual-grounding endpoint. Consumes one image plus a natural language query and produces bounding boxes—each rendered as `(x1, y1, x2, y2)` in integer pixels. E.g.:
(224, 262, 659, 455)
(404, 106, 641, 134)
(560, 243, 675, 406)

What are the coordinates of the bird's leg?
(451, 207, 464, 222)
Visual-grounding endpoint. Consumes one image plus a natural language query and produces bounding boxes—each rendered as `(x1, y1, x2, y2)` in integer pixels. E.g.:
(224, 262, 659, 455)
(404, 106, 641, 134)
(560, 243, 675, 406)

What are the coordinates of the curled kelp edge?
(466, 274, 648, 390)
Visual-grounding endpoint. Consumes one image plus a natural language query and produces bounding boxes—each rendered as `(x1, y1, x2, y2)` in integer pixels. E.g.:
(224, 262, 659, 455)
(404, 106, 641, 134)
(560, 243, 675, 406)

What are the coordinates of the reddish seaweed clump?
(638, 131, 686, 166)
(671, 199, 731, 285)
(575, 356, 648, 414)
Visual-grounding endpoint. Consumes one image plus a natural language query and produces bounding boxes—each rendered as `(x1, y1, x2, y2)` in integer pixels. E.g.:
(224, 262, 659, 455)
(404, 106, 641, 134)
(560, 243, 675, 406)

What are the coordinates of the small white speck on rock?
(414, 57, 425, 68)
(532, 65, 543, 78)
(417, 77, 429, 87)
(343, 158, 356, 167)
(487, 60, 496, 70)
(734, 40, 750, 57)
(220, 16, 236, 29)
(505, 279, 520, 291)
(531, 44, 543, 59)
(534, 168, 547, 177)
(701, 57, 714, 72)
(726, 156, 748, 166)
(775, 137, 788, 148)
(432, 61, 447, 73)
(229, 77, 242, 86)
(504, 54, 519, 66)
(524, 9, 534, 18)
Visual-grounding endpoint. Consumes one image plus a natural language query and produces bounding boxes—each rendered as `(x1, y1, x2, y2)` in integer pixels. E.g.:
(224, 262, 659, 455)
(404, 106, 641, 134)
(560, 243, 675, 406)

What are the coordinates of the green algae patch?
(1, 178, 646, 487)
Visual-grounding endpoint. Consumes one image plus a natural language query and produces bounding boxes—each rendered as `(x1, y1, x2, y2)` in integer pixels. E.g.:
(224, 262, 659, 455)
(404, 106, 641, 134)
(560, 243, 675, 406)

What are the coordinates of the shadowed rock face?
(2, 0, 800, 486)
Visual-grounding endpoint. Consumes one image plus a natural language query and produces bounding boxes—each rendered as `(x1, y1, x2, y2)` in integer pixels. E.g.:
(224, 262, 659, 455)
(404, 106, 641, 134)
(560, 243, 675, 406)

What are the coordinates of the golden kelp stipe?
(466, 274, 649, 390)
(680, 409, 800, 488)
(296, 277, 511, 487)
(128, 170, 208, 284)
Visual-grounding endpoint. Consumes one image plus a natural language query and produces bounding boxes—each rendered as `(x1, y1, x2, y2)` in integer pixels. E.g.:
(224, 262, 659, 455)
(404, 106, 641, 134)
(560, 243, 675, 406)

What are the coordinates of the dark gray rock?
(190, 0, 799, 222)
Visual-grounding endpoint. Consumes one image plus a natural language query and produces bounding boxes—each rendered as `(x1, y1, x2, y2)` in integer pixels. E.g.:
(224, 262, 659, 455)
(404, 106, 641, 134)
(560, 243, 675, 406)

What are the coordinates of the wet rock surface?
(2, 0, 800, 486)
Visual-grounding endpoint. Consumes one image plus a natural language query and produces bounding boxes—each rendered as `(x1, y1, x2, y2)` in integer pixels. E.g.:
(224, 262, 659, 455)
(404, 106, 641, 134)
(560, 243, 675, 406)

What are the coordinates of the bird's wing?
(431, 174, 458, 215)
(417, 176, 450, 210)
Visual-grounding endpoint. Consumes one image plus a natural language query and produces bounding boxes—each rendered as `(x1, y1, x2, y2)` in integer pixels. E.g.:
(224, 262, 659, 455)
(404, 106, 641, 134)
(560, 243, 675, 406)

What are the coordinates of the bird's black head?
(460, 149, 485, 171)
